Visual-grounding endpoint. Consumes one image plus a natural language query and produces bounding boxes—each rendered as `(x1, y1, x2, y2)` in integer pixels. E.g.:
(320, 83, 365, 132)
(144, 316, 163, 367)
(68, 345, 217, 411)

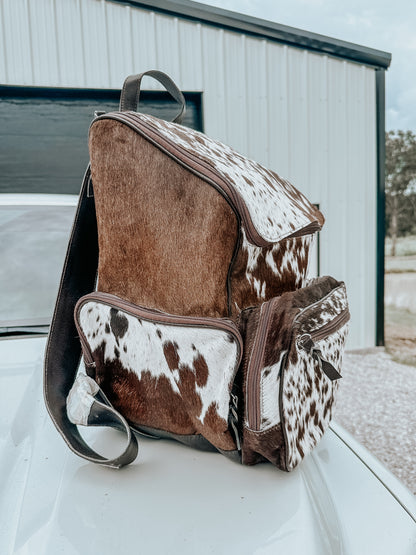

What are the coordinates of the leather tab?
(313, 349, 342, 381)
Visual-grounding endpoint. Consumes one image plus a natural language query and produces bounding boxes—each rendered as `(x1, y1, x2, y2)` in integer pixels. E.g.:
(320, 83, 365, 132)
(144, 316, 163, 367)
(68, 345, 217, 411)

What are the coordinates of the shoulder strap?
(44, 72, 187, 467)
(43, 167, 138, 468)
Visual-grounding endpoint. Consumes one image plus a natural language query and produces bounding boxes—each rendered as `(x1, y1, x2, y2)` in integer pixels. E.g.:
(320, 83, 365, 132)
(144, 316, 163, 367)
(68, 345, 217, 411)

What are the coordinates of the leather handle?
(119, 70, 186, 124)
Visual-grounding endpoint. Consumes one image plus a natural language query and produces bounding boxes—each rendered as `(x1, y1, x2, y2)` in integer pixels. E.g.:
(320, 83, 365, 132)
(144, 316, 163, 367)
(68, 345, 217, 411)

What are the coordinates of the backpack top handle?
(120, 70, 186, 124)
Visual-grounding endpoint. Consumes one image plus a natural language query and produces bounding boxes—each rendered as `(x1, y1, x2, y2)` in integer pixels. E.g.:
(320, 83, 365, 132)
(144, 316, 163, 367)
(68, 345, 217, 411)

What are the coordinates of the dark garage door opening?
(0, 87, 203, 194)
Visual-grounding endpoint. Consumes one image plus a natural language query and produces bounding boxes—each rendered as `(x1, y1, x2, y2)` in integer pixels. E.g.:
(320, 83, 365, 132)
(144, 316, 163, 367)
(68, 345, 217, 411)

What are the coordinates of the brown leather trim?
(287, 220, 323, 238)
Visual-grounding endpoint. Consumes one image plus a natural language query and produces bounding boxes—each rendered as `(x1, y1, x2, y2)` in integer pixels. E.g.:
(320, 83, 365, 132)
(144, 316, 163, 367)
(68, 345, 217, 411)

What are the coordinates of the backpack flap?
(92, 110, 324, 248)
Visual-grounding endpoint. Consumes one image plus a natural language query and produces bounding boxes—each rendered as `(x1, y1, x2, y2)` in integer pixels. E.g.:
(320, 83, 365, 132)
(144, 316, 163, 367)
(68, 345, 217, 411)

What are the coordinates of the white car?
(0, 194, 415, 555)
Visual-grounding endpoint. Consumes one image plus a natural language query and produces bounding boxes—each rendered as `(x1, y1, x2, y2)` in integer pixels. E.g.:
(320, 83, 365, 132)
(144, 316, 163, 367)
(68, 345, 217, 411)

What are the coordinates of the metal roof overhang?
(109, 0, 392, 69)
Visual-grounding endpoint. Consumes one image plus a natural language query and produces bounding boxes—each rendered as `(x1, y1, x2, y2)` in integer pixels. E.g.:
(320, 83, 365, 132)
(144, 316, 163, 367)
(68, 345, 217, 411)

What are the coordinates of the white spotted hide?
(282, 323, 349, 471)
(134, 113, 320, 244)
(241, 229, 314, 302)
(297, 282, 349, 334)
(259, 350, 287, 431)
(77, 300, 240, 426)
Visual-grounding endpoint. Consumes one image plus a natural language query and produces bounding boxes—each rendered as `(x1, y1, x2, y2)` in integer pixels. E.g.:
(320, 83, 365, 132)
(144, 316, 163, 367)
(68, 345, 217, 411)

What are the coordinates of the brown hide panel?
(89, 119, 238, 317)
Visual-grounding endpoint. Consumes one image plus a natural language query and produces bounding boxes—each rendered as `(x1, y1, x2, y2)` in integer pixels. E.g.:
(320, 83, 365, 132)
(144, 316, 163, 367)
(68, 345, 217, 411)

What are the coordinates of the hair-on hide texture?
(281, 323, 349, 470)
(242, 425, 286, 467)
(76, 297, 241, 451)
(80, 111, 348, 470)
(239, 276, 349, 470)
(89, 119, 238, 318)
(230, 230, 313, 317)
(126, 112, 324, 244)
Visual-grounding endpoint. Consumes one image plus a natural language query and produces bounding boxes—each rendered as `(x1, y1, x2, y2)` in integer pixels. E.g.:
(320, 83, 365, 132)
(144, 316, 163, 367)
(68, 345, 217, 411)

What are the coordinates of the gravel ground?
(334, 348, 416, 495)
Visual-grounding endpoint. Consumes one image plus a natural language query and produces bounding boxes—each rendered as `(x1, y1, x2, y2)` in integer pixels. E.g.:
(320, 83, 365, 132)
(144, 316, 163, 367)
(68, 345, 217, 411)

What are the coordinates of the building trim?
(0, 84, 204, 130)
(109, 0, 392, 69)
(375, 68, 386, 346)
(0, 84, 201, 102)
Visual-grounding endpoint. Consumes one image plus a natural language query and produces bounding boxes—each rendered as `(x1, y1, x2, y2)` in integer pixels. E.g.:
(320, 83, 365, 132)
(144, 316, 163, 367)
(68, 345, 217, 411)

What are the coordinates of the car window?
(0, 200, 76, 328)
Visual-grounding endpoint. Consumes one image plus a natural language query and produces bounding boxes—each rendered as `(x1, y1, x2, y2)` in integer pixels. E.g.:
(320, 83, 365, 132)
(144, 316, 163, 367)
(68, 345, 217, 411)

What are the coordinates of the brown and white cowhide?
(241, 277, 349, 470)
(75, 299, 241, 451)
(298, 282, 349, 334)
(135, 113, 323, 244)
(230, 230, 314, 316)
(281, 322, 349, 471)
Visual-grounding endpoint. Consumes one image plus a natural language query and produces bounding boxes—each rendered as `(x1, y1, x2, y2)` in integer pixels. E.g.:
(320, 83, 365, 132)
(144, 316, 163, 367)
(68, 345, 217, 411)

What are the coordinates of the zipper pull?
(229, 392, 241, 452)
(312, 348, 342, 381)
(297, 333, 315, 353)
(297, 334, 342, 381)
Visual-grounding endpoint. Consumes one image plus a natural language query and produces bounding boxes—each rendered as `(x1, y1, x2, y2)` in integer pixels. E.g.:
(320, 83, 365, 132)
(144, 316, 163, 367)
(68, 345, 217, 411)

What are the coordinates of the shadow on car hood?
(0, 337, 415, 555)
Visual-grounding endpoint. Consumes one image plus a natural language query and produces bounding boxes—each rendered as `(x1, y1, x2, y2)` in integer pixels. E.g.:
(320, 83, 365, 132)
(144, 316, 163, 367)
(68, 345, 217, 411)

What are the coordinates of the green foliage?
(385, 131, 416, 253)
(385, 130, 416, 237)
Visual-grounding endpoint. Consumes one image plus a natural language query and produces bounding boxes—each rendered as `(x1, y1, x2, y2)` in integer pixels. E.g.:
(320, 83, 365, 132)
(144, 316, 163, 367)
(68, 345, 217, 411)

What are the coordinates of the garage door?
(0, 88, 203, 194)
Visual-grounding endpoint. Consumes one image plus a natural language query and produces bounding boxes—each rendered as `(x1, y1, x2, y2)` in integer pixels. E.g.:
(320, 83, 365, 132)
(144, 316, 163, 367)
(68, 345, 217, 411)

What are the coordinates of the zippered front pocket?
(239, 276, 350, 470)
(74, 292, 243, 452)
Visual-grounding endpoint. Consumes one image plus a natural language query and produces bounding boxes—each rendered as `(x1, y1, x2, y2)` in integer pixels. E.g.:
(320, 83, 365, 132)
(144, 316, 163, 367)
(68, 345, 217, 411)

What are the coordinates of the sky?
(200, 0, 416, 133)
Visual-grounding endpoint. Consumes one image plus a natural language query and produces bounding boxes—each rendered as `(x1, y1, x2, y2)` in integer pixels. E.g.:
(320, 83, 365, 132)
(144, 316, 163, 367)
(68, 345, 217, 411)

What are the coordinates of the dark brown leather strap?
(43, 167, 138, 468)
(120, 70, 186, 124)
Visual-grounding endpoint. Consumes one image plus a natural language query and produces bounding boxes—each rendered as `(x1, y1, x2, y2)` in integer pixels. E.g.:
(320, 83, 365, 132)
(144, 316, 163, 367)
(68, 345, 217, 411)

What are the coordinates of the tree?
(385, 130, 416, 256)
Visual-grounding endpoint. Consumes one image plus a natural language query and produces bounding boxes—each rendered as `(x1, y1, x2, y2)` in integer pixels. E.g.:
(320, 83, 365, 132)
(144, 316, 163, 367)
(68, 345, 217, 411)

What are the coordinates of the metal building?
(0, 0, 392, 349)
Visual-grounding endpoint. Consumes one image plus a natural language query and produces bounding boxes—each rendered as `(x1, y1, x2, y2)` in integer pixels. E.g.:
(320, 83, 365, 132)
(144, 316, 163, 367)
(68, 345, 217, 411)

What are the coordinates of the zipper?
(226, 220, 242, 317)
(100, 112, 264, 246)
(77, 332, 95, 371)
(245, 300, 275, 430)
(75, 291, 243, 367)
(228, 390, 241, 452)
(296, 308, 350, 381)
(297, 307, 350, 345)
(77, 291, 242, 350)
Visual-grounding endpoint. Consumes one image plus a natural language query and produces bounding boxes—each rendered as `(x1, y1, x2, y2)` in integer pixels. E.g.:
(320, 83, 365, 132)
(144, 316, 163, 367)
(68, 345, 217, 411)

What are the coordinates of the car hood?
(0, 336, 415, 555)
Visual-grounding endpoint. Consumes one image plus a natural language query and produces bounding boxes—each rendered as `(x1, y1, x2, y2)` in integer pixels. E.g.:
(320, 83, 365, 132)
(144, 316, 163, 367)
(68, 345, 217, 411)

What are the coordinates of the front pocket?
(74, 292, 243, 452)
(239, 276, 350, 470)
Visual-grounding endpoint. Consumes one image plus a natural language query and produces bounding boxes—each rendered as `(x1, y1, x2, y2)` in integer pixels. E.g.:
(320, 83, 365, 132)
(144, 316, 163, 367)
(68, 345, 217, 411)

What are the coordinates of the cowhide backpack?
(44, 70, 350, 471)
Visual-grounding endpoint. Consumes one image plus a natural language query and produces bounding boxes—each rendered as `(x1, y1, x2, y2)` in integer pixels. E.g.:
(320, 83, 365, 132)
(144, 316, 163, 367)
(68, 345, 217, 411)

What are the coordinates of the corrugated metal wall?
(0, 0, 377, 348)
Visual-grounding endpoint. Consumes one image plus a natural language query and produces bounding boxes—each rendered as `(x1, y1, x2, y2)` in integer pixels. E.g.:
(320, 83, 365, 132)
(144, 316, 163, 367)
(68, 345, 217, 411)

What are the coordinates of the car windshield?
(0, 196, 76, 331)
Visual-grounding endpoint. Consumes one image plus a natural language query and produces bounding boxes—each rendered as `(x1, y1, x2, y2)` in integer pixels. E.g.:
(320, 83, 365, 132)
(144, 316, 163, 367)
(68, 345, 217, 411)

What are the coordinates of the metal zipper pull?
(229, 392, 241, 452)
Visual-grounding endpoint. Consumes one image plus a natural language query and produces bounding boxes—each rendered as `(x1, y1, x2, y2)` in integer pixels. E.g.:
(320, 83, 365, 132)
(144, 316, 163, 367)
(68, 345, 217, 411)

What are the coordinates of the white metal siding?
(0, 0, 378, 348)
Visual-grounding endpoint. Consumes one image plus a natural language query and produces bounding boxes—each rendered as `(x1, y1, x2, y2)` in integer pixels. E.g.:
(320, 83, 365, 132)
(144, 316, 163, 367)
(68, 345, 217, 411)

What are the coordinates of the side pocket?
(74, 292, 243, 452)
(281, 278, 349, 471)
(239, 296, 291, 468)
(239, 276, 350, 470)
